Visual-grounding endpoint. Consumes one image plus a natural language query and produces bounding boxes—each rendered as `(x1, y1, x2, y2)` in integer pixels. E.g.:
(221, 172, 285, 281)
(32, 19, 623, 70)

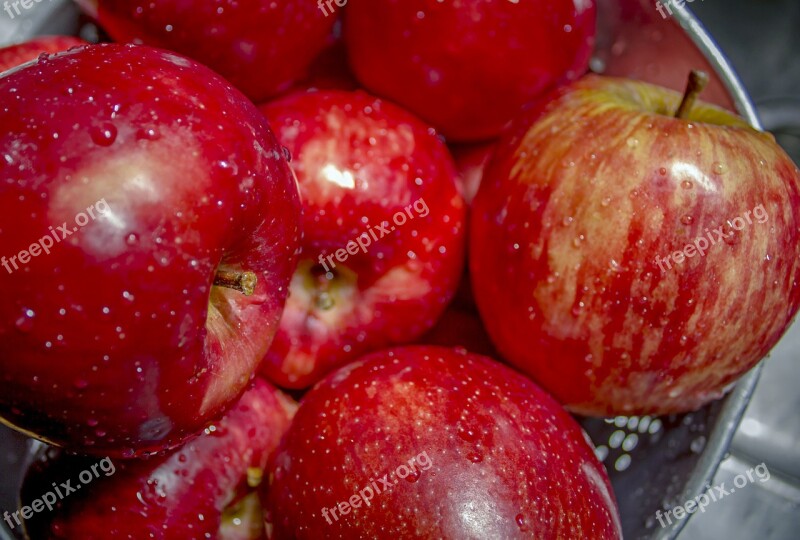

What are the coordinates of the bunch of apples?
(1, 0, 798, 538)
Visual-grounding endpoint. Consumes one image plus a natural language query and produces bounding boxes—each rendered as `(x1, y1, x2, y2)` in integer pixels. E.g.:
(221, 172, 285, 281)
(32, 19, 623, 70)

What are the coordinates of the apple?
(74, 0, 336, 102)
(263, 346, 622, 538)
(257, 90, 466, 389)
(470, 72, 800, 416)
(0, 43, 302, 457)
(344, 0, 596, 141)
(418, 306, 497, 358)
(16, 379, 295, 539)
(0, 36, 86, 73)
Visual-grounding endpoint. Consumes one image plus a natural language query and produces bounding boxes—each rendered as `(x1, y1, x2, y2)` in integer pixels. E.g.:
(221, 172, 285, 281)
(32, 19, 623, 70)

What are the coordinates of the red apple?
(0, 36, 86, 73)
(263, 346, 622, 538)
(16, 379, 295, 539)
(418, 306, 497, 357)
(257, 90, 466, 389)
(470, 73, 800, 416)
(344, 0, 596, 141)
(0, 43, 301, 457)
(74, 0, 336, 102)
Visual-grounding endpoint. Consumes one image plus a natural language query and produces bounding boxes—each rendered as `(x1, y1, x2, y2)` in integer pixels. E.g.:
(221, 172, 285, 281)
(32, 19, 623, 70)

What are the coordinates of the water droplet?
(680, 215, 694, 225)
(466, 452, 483, 463)
(137, 127, 160, 141)
(659, 167, 667, 175)
(712, 162, 726, 175)
(458, 427, 479, 441)
(73, 378, 89, 390)
(516, 514, 528, 532)
(626, 137, 639, 148)
(15, 309, 35, 332)
(90, 123, 117, 146)
(601, 197, 612, 207)
(87, 418, 98, 427)
(681, 180, 693, 190)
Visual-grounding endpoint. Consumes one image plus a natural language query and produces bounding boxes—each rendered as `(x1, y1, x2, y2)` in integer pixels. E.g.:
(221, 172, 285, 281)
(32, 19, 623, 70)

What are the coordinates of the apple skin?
(418, 306, 498, 358)
(257, 90, 466, 389)
(263, 346, 622, 538)
(470, 74, 800, 416)
(19, 379, 295, 540)
(0, 36, 86, 72)
(344, 0, 596, 142)
(75, 0, 336, 102)
(0, 44, 301, 457)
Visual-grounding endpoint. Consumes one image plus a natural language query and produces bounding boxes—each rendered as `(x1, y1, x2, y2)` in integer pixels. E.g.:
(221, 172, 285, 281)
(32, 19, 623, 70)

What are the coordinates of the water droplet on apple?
(626, 137, 639, 148)
(90, 123, 117, 146)
(712, 162, 726, 175)
(466, 452, 483, 463)
(136, 127, 160, 140)
(15, 308, 35, 332)
(681, 180, 693, 189)
(515, 514, 528, 531)
(680, 215, 694, 225)
(601, 197, 611, 207)
(659, 167, 667, 176)
(73, 378, 89, 390)
(87, 418, 98, 427)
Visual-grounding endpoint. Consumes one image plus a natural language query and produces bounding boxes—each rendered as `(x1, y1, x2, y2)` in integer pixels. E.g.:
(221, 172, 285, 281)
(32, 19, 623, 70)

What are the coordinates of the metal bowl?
(0, 1, 764, 538)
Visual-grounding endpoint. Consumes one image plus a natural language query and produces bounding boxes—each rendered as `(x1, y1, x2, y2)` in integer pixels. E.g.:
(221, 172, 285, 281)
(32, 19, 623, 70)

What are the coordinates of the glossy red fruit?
(0, 36, 86, 72)
(344, 0, 596, 142)
(257, 90, 466, 389)
(0, 44, 301, 457)
(19, 379, 295, 540)
(264, 346, 622, 538)
(470, 74, 800, 416)
(75, 0, 336, 102)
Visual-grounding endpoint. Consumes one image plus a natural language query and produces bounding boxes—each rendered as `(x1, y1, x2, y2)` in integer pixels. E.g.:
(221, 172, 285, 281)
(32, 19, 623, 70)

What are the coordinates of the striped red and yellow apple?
(471, 73, 800, 416)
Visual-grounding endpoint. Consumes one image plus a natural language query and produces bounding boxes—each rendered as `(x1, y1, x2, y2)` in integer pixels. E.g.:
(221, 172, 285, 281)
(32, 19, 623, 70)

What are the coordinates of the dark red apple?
(0, 36, 86, 73)
(344, 0, 596, 141)
(470, 73, 800, 416)
(16, 379, 295, 539)
(74, 0, 336, 102)
(0, 43, 301, 457)
(263, 346, 622, 538)
(418, 306, 497, 357)
(257, 90, 466, 389)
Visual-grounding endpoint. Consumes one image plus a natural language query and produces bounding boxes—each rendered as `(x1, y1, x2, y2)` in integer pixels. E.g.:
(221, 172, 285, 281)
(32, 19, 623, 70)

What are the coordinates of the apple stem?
(675, 70, 710, 119)
(214, 270, 257, 296)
